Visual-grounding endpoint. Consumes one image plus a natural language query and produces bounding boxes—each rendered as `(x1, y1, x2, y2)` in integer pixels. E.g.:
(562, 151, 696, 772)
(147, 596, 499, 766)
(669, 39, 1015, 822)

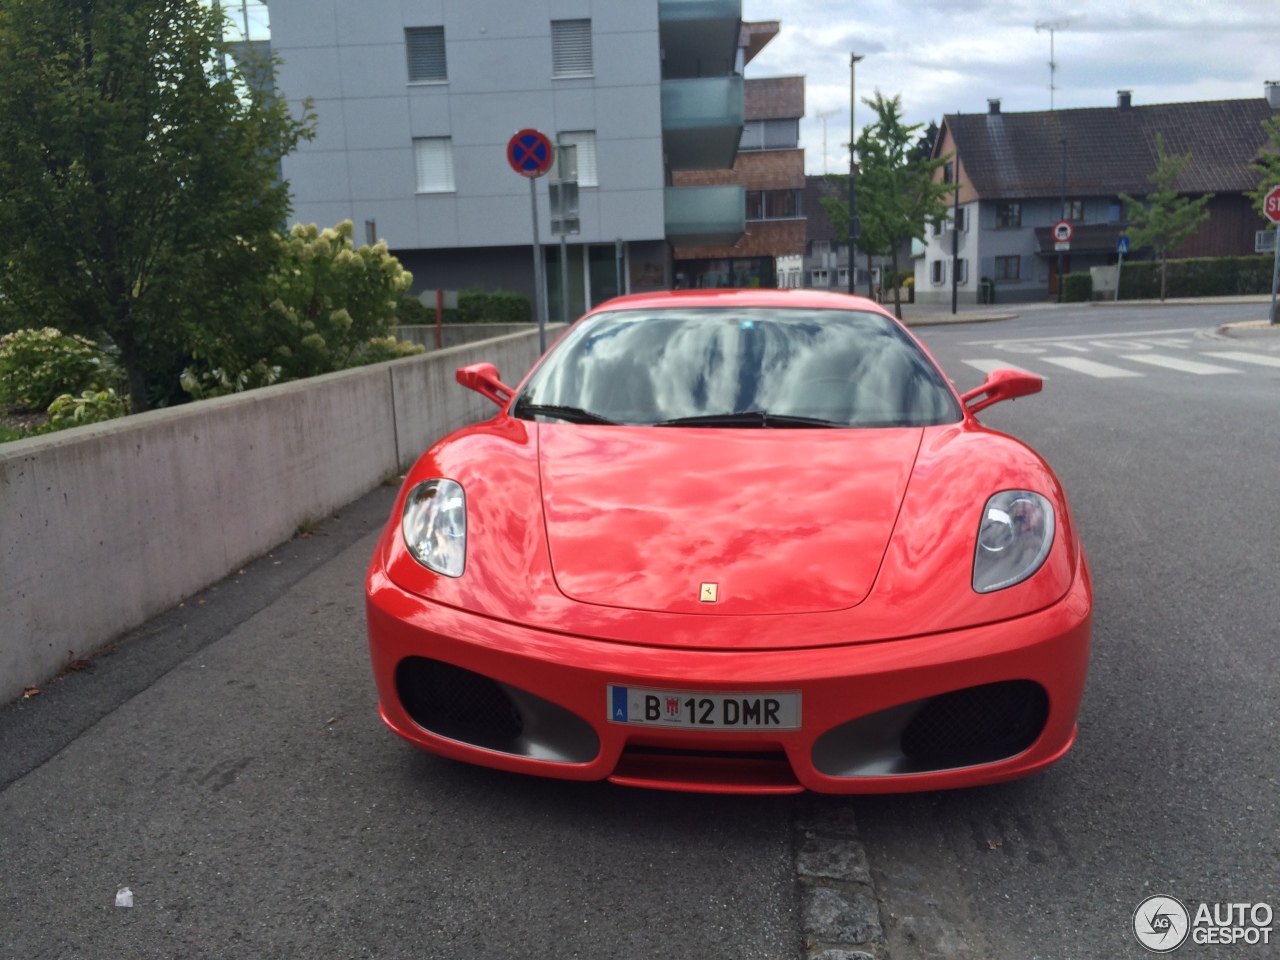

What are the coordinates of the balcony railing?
(664, 184, 745, 247)
(661, 76, 744, 170)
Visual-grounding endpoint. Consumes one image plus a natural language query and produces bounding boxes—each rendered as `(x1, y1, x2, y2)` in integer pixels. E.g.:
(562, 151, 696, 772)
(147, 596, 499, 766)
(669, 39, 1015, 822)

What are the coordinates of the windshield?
(512, 307, 961, 428)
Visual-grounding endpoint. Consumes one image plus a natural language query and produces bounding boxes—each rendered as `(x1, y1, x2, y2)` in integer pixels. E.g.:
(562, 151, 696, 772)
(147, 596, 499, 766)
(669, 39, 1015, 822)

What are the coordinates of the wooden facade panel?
(675, 218, 806, 260)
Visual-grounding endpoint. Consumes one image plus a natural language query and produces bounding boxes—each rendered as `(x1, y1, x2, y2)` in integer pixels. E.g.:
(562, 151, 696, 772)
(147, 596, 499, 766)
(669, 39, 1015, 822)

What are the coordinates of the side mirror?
(960, 368, 1042, 415)
(456, 362, 515, 407)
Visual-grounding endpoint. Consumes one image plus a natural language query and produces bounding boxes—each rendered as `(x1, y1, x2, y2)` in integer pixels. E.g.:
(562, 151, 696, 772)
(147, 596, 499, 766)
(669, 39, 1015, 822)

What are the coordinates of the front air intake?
(900, 680, 1048, 768)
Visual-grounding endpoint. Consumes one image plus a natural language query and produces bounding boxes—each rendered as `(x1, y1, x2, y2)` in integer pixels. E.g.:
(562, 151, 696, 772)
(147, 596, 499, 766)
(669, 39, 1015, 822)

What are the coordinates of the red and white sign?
(1263, 185, 1280, 224)
(1052, 220, 1074, 243)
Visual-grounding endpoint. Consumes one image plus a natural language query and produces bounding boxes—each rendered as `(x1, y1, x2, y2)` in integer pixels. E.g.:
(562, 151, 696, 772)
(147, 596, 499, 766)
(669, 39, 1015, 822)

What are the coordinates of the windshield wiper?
(653, 410, 842, 428)
(515, 403, 619, 426)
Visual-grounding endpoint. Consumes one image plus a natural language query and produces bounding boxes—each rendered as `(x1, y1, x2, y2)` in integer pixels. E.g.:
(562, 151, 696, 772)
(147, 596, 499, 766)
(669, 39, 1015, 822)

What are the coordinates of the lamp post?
(1057, 138, 1067, 304)
(847, 52, 864, 296)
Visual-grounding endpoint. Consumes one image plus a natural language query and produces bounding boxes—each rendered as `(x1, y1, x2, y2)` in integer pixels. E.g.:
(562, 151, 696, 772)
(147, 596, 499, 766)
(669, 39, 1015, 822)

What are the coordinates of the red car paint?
(365, 290, 1092, 794)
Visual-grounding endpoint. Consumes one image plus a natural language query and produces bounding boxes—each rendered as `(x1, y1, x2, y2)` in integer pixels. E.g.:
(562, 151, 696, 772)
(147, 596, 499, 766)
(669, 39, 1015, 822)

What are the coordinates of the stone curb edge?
(795, 797, 889, 960)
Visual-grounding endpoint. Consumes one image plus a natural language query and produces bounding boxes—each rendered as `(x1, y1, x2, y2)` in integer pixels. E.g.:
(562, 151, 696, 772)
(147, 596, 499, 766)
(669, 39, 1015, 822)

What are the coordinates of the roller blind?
(551, 19, 593, 78)
(414, 137, 455, 193)
(406, 26, 446, 82)
(558, 131, 597, 187)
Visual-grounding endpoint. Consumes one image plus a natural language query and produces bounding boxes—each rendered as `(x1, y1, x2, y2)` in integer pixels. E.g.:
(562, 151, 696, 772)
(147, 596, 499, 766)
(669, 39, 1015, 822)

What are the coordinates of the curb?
(902, 312, 1018, 327)
(795, 797, 889, 959)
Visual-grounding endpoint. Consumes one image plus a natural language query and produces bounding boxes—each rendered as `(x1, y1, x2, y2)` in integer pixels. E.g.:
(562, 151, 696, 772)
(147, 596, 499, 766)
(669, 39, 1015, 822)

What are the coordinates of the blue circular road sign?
(507, 129, 554, 178)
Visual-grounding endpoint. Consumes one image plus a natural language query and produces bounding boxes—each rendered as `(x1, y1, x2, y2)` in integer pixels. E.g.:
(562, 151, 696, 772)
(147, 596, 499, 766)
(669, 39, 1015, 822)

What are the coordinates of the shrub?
(1118, 254, 1273, 300)
(1061, 272, 1092, 303)
(45, 388, 130, 427)
(0, 328, 118, 411)
(456, 289, 532, 324)
(349, 336, 426, 366)
(395, 294, 459, 326)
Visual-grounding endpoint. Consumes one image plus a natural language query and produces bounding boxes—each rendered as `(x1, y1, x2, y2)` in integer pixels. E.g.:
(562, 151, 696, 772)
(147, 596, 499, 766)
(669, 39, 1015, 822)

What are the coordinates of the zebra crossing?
(957, 328, 1280, 381)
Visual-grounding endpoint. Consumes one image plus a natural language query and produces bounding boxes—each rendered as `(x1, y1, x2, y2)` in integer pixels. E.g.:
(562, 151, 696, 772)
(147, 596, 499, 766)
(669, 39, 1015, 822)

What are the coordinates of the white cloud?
(742, 0, 1280, 174)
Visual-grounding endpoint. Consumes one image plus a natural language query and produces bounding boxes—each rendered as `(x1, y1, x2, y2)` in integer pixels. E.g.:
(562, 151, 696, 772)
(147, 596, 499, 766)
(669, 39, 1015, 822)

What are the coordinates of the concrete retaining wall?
(397, 323, 541, 350)
(0, 330, 550, 705)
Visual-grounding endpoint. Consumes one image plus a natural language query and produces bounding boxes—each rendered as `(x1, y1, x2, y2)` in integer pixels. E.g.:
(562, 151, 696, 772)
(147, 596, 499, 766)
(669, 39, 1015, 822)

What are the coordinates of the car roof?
(588, 288, 894, 316)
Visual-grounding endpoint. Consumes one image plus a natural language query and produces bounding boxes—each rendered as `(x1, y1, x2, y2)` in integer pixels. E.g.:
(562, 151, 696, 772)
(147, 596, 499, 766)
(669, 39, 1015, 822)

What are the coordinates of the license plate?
(607, 685, 801, 730)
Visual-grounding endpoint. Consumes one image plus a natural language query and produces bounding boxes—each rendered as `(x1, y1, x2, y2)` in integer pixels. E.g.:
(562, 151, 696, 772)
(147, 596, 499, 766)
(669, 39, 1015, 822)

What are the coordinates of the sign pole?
(530, 177, 546, 352)
(1270, 228, 1279, 326)
(1115, 248, 1124, 303)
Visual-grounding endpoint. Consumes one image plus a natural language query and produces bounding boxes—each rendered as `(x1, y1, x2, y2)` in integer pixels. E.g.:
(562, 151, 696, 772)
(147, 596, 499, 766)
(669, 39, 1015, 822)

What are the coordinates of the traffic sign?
(1052, 220, 1074, 243)
(1117, 236, 1130, 254)
(507, 129, 554, 178)
(1264, 185, 1280, 224)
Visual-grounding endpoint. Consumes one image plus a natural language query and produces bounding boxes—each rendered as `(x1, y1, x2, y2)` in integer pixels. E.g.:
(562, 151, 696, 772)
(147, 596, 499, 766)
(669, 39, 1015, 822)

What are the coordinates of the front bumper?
(365, 558, 1091, 795)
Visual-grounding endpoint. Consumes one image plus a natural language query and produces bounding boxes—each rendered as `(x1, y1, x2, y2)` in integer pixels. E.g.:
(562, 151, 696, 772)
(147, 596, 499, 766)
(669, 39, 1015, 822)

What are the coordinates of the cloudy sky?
(741, 0, 1280, 174)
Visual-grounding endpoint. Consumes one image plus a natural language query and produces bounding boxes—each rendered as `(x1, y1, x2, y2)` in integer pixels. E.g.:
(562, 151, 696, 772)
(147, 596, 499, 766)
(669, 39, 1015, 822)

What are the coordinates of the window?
(931, 260, 945, 284)
(943, 162, 954, 184)
(956, 206, 968, 231)
(1063, 199, 1084, 221)
(746, 189, 801, 221)
(414, 137, 454, 193)
(995, 255, 1021, 281)
(738, 119, 800, 151)
(955, 259, 969, 284)
(551, 19, 593, 78)
(1109, 202, 1123, 222)
(995, 202, 1022, 228)
(811, 268, 829, 286)
(558, 131, 597, 186)
(931, 219, 943, 236)
(405, 26, 446, 83)
(811, 240, 831, 257)
(837, 267, 849, 287)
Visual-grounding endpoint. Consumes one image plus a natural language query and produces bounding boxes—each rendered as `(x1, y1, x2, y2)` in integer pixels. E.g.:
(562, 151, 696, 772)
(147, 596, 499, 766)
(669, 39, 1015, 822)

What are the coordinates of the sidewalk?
(893, 305, 1019, 327)
(1090, 294, 1272, 307)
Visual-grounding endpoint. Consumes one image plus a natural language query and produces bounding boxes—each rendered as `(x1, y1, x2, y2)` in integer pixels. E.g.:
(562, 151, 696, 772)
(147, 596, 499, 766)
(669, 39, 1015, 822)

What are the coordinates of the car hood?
(537, 425, 923, 616)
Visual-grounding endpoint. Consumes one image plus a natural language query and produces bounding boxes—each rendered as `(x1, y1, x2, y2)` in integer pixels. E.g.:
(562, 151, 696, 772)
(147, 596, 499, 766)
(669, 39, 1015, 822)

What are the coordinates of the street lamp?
(847, 52, 864, 296)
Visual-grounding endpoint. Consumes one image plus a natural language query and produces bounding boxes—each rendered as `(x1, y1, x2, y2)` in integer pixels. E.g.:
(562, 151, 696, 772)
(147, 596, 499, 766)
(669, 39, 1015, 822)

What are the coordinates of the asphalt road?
(2, 301, 1276, 959)
(863, 302, 1280, 959)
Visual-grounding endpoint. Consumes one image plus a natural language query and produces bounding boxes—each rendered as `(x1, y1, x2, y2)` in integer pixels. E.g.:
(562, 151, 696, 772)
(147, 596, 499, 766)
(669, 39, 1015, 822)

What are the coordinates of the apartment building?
(267, 0, 752, 317)
(670, 23, 805, 289)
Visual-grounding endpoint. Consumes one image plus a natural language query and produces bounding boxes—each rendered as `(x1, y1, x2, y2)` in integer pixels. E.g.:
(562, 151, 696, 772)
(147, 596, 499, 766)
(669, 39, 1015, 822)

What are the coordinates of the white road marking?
(966, 326, 1199, 346)
(1088, 339, 1153, 350)
(1204, 351, 1280, 369)
(961, 359, 1044, 377)
(1038, 356, 1144, 378)
(1121, 354, 1240, 375)
(1043, 341, 1091, 352)
(1142, 337, 1194, 348)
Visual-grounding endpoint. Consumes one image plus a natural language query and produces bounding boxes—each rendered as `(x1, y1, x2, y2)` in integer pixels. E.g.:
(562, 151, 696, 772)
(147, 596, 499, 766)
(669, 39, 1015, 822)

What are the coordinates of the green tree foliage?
(184, 221, 419, 395)
(818, 93, 955, 317)
(0, 0, 314, 410)
(1248, 115, 1280, 224)
(0, 328, 120, 410)
(1120, 133, 1213, 301)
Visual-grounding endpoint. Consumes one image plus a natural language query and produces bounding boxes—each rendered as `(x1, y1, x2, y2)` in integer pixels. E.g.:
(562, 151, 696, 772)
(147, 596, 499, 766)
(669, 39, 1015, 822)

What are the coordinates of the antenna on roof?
(1034, 16, 1084, 111)
(815, 108, 839, 175)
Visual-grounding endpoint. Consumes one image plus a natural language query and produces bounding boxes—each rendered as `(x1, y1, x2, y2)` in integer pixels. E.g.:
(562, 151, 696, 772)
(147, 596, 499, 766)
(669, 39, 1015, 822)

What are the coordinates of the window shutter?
(414, 137, 454, 193)
(559, 131, 597, 187)
(406, 26, 446, 82)
(763, 119, 798, 149)
(551, 19, 593, 77)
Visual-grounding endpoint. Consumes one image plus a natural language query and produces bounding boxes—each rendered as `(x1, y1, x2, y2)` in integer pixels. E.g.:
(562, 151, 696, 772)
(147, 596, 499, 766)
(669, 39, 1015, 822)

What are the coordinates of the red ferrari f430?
(365, 290, 1092, 794)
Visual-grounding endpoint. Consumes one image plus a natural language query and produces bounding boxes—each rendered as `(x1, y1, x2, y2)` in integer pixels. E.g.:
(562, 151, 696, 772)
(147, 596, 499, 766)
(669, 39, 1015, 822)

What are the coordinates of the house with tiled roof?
(915, 88, 1279, 304)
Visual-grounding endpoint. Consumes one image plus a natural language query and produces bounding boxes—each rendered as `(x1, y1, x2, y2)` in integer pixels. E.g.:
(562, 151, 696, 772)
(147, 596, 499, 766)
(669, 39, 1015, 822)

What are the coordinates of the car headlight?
(401, 479, 466, 577)
(972, 490, 1055, 593)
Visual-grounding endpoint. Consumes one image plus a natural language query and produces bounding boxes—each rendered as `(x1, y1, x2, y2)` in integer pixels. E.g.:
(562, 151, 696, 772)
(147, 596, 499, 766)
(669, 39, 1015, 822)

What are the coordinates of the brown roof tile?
(943, 98, 1276, 199)
(746, 76, 804, 122)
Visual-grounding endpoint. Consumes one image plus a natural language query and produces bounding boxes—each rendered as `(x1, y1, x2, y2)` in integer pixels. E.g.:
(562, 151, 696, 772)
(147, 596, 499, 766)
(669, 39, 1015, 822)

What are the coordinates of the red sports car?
(365, 290, 1091, 794)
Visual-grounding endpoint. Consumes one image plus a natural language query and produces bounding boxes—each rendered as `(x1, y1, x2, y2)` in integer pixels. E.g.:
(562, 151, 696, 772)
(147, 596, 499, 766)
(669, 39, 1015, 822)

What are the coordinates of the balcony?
(659, 0, 741, 79)
(664, 184, 745, 247)
(662, 76, 744, 170)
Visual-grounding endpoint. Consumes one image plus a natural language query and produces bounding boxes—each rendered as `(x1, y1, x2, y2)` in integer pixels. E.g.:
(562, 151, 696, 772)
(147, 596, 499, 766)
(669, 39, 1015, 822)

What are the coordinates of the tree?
(819, 93, 955, 318)
(1119, 133, 1213, 301)
(908, 119, 939, 166)
(1248, 114, 1280, 221)
(0, 0, 314, 410)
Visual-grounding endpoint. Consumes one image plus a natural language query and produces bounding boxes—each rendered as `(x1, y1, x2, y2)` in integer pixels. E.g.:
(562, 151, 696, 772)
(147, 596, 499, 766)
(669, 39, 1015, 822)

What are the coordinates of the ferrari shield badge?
(700, 583, 718, 602)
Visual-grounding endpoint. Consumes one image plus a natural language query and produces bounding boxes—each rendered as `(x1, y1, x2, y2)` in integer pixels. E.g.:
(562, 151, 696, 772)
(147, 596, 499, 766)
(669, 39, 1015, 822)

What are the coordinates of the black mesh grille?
(396, 657, 524, 749)
(900, 681, 1048, 769)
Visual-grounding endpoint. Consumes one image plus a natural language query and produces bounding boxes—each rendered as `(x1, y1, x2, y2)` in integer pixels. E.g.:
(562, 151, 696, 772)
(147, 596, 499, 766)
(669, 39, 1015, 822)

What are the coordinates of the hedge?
(458, 289, 532, 324)
(1118, 254, 1273, 300)
(1061, 272, 1092, 303)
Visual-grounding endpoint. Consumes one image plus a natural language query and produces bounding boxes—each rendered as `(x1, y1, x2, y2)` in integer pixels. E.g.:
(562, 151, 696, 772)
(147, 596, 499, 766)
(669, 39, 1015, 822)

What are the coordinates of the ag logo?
(1133, 895, 1190, 953)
